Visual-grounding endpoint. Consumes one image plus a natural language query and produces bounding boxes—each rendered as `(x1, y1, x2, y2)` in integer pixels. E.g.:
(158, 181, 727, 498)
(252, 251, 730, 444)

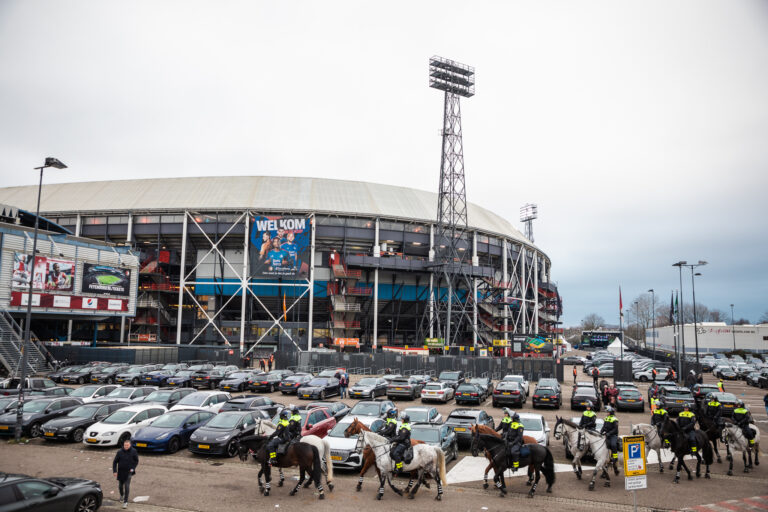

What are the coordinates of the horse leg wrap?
(265, 482, 271, 490)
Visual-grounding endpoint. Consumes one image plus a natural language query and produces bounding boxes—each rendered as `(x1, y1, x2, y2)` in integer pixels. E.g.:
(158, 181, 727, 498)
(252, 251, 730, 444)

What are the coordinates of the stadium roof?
(0, 176, 538, 248)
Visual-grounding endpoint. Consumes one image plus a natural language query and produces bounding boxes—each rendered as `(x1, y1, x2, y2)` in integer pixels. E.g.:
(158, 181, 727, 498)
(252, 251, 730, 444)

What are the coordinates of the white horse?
(356, 429, 447, 501)
(630, 423, 676, 473)
(252, 420, 334, 491)
(553, 417, 614, 491)
(721, 422, 760, 475)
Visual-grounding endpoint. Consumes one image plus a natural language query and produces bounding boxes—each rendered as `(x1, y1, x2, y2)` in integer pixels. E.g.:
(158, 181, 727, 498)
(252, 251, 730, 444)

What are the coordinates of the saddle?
(520, 445, 531, 458)
(277, 438, 298, 456)
(389, 445, 414, 464)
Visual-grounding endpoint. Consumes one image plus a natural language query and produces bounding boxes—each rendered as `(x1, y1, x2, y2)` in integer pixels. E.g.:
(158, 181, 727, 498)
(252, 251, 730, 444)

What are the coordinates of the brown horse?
(470, 424, 538, 489)
(344, 417, 429, 493)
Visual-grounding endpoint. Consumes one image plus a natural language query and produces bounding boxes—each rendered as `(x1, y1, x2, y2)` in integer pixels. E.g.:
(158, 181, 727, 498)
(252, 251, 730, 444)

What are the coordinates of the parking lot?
(2, 360, 766, 512)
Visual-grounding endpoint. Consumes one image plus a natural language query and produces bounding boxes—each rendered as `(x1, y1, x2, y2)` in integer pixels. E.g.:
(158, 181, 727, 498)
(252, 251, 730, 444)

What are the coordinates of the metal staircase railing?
(0, 310, 53, 376)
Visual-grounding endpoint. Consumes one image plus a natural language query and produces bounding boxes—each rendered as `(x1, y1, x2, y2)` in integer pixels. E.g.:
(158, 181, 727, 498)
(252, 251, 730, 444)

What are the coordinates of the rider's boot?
(268, 452, 277, 467)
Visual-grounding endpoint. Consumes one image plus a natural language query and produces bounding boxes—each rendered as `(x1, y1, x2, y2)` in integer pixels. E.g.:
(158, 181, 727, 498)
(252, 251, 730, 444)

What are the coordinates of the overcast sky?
(1, 0, 766, 326)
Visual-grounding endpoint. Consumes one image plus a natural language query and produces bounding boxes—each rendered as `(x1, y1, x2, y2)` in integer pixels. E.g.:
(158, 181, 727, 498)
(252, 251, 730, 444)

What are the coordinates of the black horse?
(470, 431, 555, 498)
(235, 435, 328, 499)
(695, 411, 724, 464)
(660, 418, 713, 483)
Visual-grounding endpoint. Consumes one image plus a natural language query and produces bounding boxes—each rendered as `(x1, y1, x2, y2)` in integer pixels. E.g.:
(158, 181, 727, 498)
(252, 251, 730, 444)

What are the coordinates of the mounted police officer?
(505, 412, 525, 471)
(391, 414, 412, 473)
(579, 401, 597, 430)
(496, 408, 513, 436)
(677, 403, 697, 453)
(601, 406, 619, 463)
(267, 410, 292, 466)
(288, 406, 302, 441)
(704, 393, 723, 429)
(732, 400, 756, 446)
(651, 400, 669, 445)
(379, 409, 398, 440)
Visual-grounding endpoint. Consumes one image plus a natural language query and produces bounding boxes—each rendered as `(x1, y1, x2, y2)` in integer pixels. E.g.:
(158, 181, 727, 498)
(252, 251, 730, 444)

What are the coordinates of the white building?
(646, 322, 768, 354)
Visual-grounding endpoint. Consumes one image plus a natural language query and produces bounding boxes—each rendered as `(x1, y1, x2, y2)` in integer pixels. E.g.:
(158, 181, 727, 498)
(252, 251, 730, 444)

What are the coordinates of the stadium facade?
(0, 176, 560, 354)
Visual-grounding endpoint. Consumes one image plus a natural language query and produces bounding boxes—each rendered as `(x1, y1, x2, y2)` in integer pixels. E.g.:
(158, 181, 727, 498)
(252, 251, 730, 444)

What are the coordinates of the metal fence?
(46, 344, 243, 367)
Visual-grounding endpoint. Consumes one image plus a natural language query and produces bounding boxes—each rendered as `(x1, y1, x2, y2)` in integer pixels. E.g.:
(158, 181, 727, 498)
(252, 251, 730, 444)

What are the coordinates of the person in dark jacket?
(684, 370, 696, 390)
(732, 400, 756, 446)
(704, 393, 723, 429)
(579, 402, 597, 430)
(390, 415, 412, 473)
(379, 409, 398, 439)
(677, 404, 697, 452)
(601, 406, 619, 462)
(505, 412, 525, 471)
(113, 439, 139, 509)
(288, 406, 303, 440)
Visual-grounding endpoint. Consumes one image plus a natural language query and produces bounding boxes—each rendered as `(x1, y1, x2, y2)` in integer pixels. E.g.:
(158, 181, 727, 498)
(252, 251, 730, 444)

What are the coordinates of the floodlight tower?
(427, 56, 476, 347)
(520, 203, 538, 243)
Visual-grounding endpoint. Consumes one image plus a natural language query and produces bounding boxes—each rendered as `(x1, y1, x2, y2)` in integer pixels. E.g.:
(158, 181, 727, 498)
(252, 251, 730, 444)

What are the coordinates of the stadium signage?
(12, 253, 74, 292)
(81, 263, 132, 297)
(250, 215, 311, 279)
(10, 291, 128, 312)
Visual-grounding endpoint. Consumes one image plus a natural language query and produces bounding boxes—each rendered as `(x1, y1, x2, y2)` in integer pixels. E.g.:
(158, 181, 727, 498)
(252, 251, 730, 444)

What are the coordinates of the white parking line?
(446, 455, 594, 484)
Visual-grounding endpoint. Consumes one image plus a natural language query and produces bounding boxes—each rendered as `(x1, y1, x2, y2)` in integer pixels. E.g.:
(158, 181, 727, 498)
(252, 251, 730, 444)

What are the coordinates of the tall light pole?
(686, 261, 707, 365)
(648, 289, 656, 360)
(15, 157, 67, 442)
(730, 304, 736, 352)
(672, 261, 687, 376)
(634, 301, 640, 342)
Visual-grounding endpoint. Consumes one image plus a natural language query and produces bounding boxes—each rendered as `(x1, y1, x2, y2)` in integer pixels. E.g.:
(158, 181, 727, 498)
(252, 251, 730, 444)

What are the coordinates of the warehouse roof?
(0, 176, 537, 248)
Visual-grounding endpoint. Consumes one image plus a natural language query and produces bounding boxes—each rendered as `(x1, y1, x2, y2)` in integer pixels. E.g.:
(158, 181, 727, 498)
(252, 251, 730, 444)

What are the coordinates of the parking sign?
(622, 435, 647, 476)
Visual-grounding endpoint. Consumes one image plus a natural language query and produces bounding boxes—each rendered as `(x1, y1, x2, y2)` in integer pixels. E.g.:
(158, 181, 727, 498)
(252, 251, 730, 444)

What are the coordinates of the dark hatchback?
(437, 370, 465, 390)
(166, 370, 196, 388)
(615, 387, 644, 412)
(248, 372, 283, 393)
(0, 474, 102, 512)
(348, 377, 389, 399)
(89, 365, 130, 384)
(278, 374, 313, 394)
(570, 386, 601, 411)
(531, 386, 561, 409)
(297, 378, 340, 400)
(219, 371, 256, 392)
(691, 383, 720, 410)
(189, 411, 263, 457)
(444, 408, 494, 445)
(491, 381, 526, 408)
(713, 392, 738, 417)
(191, 368, 233, 390)
(61, 367, 100, 385)
(455, 383, 487, 405)
(348, 399, 397, 419)
(219, 396, 283, 417)
(132, 410, 215, 453)
(658, 387, 695, 415)
(141, 388, 197, 408)
(48, 366, 83, 383)
(41, 402, 127, 443)
(0, 397, 83, 438)
(307, 401, 351, 421)
(115, 366, 154, 386)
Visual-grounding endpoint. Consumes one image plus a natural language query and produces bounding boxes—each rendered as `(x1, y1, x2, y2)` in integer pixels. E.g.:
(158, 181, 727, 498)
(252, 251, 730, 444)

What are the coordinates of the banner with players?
(249, 216, 311, 278)
(11, 253, 74, 292)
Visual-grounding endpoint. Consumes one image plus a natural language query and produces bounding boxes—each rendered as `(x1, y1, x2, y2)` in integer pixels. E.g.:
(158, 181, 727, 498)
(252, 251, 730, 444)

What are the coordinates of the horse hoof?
(278, 481, 284, 487)
(435, 495, 442, 501)
(526, 481, 532, 486)
(319, 493, 325, 500)
(705, 474, 711, 479)
(527, 493, 534, 498)
(688, 475, 693, 481)
(576, 474, 582, 480)
(377, 495, 383, 501)
(744, 469, 749, 473)
(356, 484, 362, 492)
(717, 459, 722, 464)
(264, 490, 270, 496)
(546, 488, 552, 493)
(328, 483, 334, 492)
(673, 480, 679, 484)
(483, 483, 489, 490)
(660, 469, 664, 473)
(604, 482, 611, 487)
(408, 494, 415, 500)
(498, 492, 506, 498)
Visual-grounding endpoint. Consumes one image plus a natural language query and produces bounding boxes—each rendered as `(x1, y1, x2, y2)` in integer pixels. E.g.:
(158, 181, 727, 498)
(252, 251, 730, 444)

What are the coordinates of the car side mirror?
(44, 487, 61, 498)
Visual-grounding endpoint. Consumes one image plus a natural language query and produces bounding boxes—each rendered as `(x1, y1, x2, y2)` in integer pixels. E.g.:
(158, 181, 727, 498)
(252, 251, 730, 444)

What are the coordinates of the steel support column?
(373, 218, 379, 350)
(502, 239, 509, 340)
(176, 212, 188, 345)
(533, 252, 539, 333)
(307, 215, 316, 351)
(521, 247, 527, 334)
(428, 224, 434, 339)
(472, 231, 478, 347)
(239, 215, 249, 357)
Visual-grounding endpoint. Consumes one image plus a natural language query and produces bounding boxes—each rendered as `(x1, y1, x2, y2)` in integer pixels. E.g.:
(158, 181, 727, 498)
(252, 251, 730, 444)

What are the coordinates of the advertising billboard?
(250, 216, 311, 278)
(81, 263, 132, 297)
(12, 253, 74, 291)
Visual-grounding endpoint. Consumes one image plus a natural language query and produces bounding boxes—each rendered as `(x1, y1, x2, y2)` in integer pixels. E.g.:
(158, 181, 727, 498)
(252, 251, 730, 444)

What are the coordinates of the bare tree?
(733, 317, 751, 325)
(707, 309, 726, 322)
(758, 311, 768, 324)
(581, 313, 606, 331)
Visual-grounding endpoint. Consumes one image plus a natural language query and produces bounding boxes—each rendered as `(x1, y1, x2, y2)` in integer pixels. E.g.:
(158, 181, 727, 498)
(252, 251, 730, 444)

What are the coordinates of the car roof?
(120, 404, 167, 413)
(216, 410, 251, 416)
(403, 406, 433, 412)
(516, 412, 544, 420)
(186, 390, 227, 396)
(448, 409, 481, 416)
(338, 415, 381, 426)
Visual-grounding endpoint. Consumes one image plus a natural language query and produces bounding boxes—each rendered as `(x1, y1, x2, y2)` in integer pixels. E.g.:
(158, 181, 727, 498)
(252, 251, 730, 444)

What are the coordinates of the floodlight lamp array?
(520, 203, 538, 222)
(429, 56, 475, 97)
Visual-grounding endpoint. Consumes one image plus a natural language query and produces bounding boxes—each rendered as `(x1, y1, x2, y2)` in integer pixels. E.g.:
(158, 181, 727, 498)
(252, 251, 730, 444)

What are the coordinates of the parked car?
(443, 408, 494, 445)
(420, 381, 455, 403)
(317, 369, 343, 379)
(61, 366, 101, 385)
(402, 406, 442, 424)
(615, 387, 645, 412)
(437, 370, 465, 390)
(386, 376, 425, 400)
(690, 383, 720, 410)
(48, 365, 83, 383)
(634, 367, 669, 382)
(192, 368, 233, 390)
(326, 415, 386, 469)
(89, 365, 130, 384)
(141, 388, 196, 408)
(115, 366, 154, 386)
(348, 377, 389, 399)
(220, 396, 283, 417)
(0, 397, 83, 438)
(132, 409, 215, 453)
(97, 386, 157, 403)
(501, 375, 530, 395)
(84, 403, 167, 446)
(248, 372, 284, 393)
(167, 370, 196, 388)
(297, 377, 340, 400)
(41, 402, 127, 443)
(142, 365, 188, 386)
(0, 397, 20, 414)
(411, 423, 458, 462)
(0, 474, 102, 512)
(712, 392, 738, 417)
(657, 386, 695, 416)
(537, 377, 561, 394)
(27, 386, 73, 397)
(648, 381, 678, 402)
(278, 374, 313, 394)
(562, 356, 585, 365)
(517, 412, 550, 447)
(307, 401, 351, 422)
(492, 381, 526, 408)
(469, 377, 494, 397)
(272, 406, 336, 438)
(410, 374, 434, 386)
(347, 399, 396, 419)
(531, 386, 561, 409)
(188, 410, 263, 457)
(745, 372, 763, 387)
(570, 386, 601, 411)
(455, 383, 487, 405)
(68, 384, 119, 403)
(0, 377, 57, 396)
(169, 391, 231, 413)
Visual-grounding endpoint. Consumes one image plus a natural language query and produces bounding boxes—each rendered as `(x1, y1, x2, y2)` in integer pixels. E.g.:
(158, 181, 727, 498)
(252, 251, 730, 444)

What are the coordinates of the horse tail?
(311, 445, 322, 485)
(542, 447, 556, 487)
(436, 446, 448, 486)
(323, 438, 334, 483)
(701, 432, 714, 465)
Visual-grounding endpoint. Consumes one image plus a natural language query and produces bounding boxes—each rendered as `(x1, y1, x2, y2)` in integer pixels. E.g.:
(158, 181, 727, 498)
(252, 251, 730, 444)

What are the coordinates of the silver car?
(420, 382, 455, 403)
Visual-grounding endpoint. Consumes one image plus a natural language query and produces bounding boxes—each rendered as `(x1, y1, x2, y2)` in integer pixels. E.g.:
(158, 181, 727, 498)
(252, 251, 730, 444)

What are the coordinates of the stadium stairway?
(0, 310, 52, 376)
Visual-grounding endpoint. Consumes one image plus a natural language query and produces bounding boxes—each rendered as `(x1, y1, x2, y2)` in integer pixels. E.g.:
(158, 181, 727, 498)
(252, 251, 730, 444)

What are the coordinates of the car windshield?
(125, 368, 144, 374)
(70, 386, 101, 397)
(391, 379, 410, 384)
(102, 410, 136, 424)
(174, 371, 193, 377)
(717, 393, 736, 401)
(205, 414, 242, 429)
(424, 384, 443, 391)
(439, 372, 460, 380)
(357, 379, 377, 386)
(456, 385, 475, 392)
(329, 421, 354, 437)
(285, 376, 304, 383)
(406, 410, 430, 422)
(307, 379, 328, 386)
(447, 415, 477, 423)
(107, 388, 136, 398)
(145, 391, 173, 402)
(349, 403, 382, 415)
(619, 389, 641, 397)
(68, 406, 99, 418)
(20, 400, 50, 413)
(505, 376, 523, 383)
(411, 428, 440, 443)
(226, 372, 251, 379)
(520, 418, 543, 431)
(177, 394, 207, 406)
(666, 390, 693, 398)
(0, 398, 16, 409)
(101, 367, 122, 372)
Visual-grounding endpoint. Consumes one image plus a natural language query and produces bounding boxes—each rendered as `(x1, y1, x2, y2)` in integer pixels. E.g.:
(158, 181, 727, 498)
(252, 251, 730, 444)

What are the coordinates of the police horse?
(553, 417, 613, 491)
(721, 419, 760, 475)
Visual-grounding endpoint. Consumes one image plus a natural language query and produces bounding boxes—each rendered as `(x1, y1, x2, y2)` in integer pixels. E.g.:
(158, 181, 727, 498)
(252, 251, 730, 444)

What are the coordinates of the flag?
(674, 291, 679, 322)
(619, 287, 623, 318)
(669, 292, 674, 324)
(282, 293, 287, 320)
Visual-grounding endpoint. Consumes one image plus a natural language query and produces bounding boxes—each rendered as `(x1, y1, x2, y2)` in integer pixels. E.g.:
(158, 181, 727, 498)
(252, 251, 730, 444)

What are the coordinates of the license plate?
(454, 427, 466, 432)
(676, 400, 683, 403)
(540, 398, 549, 401)
(145, 377, 152, 380)
(223, 386, 231, 390)
(502, 392, 510, 395)
(331, 455, 342, 461)
(724, 404, 733, 408)
(0, 426, 8, 430)
(86, 438, 99, 443)
(626, 399, 636, 402)
(303, 394, 310, 398)
(198, 444, 210, 449)
(395, 387, 403, 390)
(136, 442, 147, 447)
(195, 378, 204, 381)
(44, 432, 54, 437)
(581, 402, 588, 406)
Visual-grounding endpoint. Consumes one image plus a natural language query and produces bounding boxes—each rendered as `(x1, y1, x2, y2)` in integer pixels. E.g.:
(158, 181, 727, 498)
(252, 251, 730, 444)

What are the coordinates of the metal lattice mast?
(427, 56, 476, 346)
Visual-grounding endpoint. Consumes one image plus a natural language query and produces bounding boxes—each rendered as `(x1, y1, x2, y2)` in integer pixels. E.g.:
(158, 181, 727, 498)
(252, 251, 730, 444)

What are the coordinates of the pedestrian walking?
(592, 367, 600, 389)
(113, 439, 139, 509)
(651, 367, 657, 382)
(572, 366, 577, 384)
(259, 359, 266, 372)
(339, 371, 348, 398)
(763, 393, 768, 416)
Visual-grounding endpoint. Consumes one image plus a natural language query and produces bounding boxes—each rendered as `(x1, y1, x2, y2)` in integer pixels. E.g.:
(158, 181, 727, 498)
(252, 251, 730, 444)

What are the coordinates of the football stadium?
(0, 176, 560, 354)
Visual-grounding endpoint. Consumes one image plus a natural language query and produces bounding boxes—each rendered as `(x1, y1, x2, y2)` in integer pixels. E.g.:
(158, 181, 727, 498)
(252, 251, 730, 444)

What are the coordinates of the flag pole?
(619, 287, 624, 358)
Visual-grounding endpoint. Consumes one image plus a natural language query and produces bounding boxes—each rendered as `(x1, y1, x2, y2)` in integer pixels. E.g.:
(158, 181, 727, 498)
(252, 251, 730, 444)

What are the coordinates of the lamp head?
(697, 260, 708, 266)
(44, 157, 67, 169)
(694, 272, 702, 277)
(672, 261, 687, 267)
(648, 289, 653, 293)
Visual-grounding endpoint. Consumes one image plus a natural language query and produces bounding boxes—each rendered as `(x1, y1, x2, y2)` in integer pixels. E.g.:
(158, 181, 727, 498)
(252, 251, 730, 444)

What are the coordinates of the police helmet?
(735, 399, 744, 408)
(605, 406, 615, 414)
(280, 410, 290, 420)
(292, 406, 299, 414)
(401, 414, 410, 423)
(503, 407, 512, 417)
(512, 413, 520, 422)
(585, 400, 593, 409)
(706, 393, 714, 401)
(387, 408, 397, 418)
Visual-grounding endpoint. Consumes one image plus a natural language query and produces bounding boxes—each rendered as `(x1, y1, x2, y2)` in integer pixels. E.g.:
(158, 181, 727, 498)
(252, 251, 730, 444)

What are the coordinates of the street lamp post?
(730, 304, 736, 352)
(648, 289, 655, 360)
(15, 157, 66, 442)
(634, 301, 640, 342)
(691, 271, 702, 363)
(672, 261, 687, 377)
